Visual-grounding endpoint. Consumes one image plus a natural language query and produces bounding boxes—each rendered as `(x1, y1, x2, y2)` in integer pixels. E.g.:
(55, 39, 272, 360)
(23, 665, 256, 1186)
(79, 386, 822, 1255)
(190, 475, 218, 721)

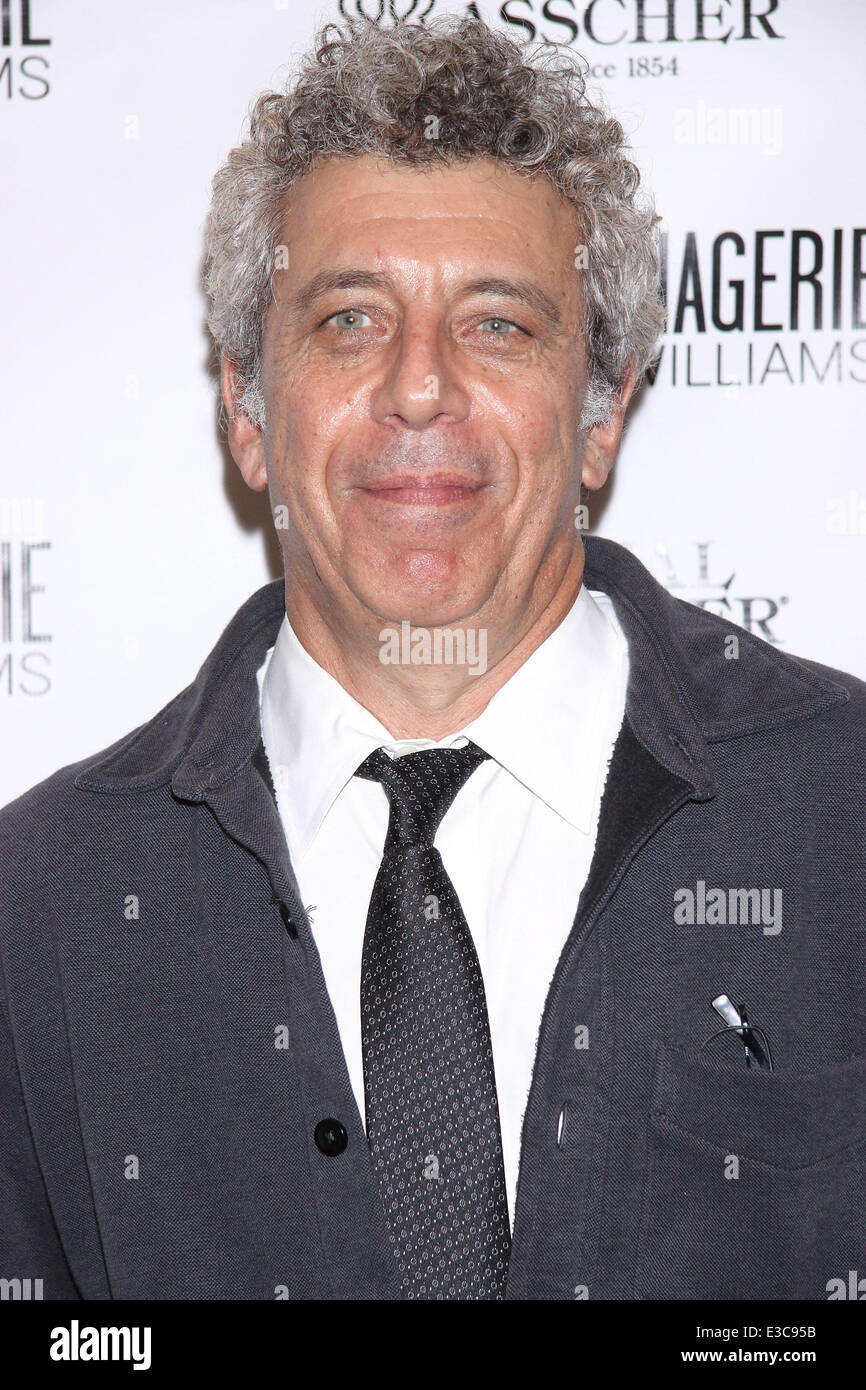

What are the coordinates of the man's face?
(230, 155, 620, 633)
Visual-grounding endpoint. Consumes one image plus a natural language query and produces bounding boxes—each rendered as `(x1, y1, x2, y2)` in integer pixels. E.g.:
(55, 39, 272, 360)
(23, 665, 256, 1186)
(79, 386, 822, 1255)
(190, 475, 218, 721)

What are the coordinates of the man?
(1, 16, 863, 1301)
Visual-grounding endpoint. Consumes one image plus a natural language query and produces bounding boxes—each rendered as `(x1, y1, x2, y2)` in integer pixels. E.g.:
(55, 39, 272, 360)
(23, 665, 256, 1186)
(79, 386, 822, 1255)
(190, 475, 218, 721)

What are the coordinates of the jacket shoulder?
(670, 591, 865, 739)
(0, 577, 284, 850)
(0, 681, 195, 883)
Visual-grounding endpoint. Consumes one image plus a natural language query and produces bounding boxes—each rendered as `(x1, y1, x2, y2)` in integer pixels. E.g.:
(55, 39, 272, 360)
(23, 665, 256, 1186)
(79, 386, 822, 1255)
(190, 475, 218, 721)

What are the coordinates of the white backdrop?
(1, 0, 863, 807)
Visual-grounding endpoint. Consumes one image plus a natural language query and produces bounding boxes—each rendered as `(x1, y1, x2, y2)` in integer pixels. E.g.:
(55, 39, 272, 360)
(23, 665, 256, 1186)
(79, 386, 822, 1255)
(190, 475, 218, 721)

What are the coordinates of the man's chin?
(345, 552, 493, 627)
(357, 585, 491, 633)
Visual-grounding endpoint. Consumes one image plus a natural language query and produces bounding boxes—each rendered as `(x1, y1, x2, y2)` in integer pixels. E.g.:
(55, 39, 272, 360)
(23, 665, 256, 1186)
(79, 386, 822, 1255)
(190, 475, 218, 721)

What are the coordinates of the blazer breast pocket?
(633, 1045, 866, 1300)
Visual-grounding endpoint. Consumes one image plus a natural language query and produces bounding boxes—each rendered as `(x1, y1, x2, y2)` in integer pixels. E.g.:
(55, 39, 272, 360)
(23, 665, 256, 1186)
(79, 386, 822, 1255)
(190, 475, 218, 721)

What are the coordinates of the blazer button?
(315, 1118, 348, 1156)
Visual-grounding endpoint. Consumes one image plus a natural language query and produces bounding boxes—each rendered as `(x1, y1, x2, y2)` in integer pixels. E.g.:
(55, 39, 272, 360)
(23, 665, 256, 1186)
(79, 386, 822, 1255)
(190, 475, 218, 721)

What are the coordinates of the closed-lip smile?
(360, 475, 485, 505)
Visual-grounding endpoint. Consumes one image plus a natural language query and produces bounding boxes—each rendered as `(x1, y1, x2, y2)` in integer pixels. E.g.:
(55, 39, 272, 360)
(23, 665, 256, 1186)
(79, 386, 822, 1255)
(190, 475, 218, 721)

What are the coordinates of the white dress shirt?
(256, 585, 629, 1230)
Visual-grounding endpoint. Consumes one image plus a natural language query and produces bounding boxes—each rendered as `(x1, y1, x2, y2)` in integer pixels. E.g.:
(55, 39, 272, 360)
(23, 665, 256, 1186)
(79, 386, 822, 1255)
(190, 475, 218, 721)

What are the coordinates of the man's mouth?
(360, 475, 485, 506)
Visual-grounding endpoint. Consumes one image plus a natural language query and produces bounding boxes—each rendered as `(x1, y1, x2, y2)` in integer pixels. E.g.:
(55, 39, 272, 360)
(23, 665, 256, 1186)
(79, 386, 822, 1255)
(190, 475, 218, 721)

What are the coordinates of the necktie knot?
(355, 741, 489, 848)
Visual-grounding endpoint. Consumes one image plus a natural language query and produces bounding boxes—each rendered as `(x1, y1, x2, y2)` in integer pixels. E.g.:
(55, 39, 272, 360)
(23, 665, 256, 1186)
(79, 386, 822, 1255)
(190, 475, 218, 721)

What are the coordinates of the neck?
(283, 543, 586, 740)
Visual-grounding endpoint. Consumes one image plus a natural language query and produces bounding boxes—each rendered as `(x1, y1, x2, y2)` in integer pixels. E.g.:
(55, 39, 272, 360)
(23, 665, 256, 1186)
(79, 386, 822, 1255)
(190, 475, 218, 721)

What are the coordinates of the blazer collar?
(73, 536, 848, 801)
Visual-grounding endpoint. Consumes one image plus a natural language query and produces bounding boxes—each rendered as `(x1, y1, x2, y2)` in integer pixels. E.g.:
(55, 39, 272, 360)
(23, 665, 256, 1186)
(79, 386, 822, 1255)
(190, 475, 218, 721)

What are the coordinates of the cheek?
(526, 379, 573, 450)
(264, 350, 334, 474)
(507, 395, 573, 510)
(285, 375, 363, 502)
(275, 403, 334, 510)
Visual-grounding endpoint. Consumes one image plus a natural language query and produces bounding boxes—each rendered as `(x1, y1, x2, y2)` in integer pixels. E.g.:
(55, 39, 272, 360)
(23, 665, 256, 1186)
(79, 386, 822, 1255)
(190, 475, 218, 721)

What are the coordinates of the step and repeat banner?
(1, 0, 863, 806)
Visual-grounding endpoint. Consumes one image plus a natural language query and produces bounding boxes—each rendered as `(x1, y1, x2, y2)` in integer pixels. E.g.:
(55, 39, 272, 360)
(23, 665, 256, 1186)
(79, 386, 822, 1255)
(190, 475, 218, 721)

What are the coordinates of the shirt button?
(314, 1118, 348, 1156)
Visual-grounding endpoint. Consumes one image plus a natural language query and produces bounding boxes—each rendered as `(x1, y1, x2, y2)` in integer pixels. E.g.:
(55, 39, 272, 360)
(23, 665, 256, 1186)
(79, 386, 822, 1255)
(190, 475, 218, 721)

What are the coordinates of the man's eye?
(327, 308, 373, 331)
(478, 317, 522, 336)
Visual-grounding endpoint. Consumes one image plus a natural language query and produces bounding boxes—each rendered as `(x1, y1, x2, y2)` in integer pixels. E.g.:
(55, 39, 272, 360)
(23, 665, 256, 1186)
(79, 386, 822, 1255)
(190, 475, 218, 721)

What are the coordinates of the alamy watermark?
(49, 1321, 151, 1371)
(0, 1276, 43, 1299)
(674, 879, 782, 935)
(379, 621, 487, 676)
(674, 102, 783, 156)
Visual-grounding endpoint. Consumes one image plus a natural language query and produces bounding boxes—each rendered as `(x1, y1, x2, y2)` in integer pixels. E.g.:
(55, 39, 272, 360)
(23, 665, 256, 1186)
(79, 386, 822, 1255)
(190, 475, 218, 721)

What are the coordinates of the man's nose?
(370, 318, 470, 429)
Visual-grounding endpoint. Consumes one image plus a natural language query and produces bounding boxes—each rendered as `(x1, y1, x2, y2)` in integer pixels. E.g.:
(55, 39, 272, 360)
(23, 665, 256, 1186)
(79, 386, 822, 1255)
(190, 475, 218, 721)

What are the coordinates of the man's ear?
(220, 355, 268, 492)
(580, 358, 638, 492)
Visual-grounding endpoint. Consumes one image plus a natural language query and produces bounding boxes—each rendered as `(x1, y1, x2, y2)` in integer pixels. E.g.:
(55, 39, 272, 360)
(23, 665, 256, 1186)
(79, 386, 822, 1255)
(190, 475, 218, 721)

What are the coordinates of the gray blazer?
(1, 536, 864, 1300)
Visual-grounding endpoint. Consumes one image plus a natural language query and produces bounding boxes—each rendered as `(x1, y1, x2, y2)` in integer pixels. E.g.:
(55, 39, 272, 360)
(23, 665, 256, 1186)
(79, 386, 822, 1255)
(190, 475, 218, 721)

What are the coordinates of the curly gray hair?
(203, 14, 664, 432)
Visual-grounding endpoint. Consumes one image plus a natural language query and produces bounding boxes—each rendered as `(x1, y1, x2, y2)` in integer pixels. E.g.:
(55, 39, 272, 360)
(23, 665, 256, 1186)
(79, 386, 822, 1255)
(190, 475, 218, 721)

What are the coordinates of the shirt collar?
(257, 584, 628, 857)
(459, 585, 628, 832)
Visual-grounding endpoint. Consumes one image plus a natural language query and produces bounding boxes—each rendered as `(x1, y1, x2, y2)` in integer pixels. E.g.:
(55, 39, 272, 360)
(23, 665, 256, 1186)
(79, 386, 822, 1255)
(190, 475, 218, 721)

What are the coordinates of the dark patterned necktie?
(355, 742, 511, 1300)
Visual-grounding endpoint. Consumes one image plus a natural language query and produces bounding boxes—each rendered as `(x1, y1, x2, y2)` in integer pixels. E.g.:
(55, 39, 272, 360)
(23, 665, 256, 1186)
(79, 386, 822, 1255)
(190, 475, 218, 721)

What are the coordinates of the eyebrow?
(459, 276, 563, 328)
(287, 268, 563, 328)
